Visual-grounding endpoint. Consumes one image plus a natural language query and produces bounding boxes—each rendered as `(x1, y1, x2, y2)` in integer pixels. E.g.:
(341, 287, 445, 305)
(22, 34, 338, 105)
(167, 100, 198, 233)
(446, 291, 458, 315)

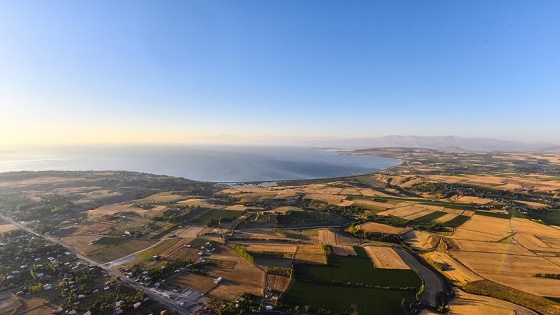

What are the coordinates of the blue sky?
(1, 1, 559, 145)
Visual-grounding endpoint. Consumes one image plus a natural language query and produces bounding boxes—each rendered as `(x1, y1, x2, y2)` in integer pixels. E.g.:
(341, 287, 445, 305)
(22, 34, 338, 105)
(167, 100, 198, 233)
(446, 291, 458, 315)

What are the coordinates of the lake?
(0, 145, 400, 182)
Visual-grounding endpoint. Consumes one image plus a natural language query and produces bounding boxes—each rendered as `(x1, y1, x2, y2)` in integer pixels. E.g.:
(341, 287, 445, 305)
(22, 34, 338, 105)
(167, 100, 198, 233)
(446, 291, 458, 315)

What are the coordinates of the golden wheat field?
(423, 251, 482, 285)
(358, 222, 406, 234)
(364, 246, 410, 269)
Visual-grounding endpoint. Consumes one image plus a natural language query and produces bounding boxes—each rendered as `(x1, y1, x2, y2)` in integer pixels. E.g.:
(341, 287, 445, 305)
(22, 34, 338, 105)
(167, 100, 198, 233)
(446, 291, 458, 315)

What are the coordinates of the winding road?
(394, 247, 446, 307)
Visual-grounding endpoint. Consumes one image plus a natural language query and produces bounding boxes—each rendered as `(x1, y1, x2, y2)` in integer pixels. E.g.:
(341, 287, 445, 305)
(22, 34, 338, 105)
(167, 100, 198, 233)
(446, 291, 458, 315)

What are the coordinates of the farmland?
(293, 252, 420, 288)
(364, 246, 410, 269)
(282, 281, 416, 315)
(283, 247, 421, 314)
(85, 239, 158, 263)
(188, 209, 244, 225)
(1, 149, 560, 314)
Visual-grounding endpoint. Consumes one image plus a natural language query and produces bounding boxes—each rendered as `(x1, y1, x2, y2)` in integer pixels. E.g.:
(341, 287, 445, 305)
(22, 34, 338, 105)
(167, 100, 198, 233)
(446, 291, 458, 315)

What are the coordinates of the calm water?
(0, 145, 400, 182)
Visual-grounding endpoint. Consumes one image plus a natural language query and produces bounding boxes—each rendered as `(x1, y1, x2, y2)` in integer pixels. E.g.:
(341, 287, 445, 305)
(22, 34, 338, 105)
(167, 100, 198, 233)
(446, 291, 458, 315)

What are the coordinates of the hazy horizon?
(2, 1, 559, 146)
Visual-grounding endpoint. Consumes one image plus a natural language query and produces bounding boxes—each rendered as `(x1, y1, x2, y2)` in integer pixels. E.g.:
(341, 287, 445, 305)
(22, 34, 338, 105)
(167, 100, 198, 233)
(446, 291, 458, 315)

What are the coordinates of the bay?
(0, 145, 400, 182)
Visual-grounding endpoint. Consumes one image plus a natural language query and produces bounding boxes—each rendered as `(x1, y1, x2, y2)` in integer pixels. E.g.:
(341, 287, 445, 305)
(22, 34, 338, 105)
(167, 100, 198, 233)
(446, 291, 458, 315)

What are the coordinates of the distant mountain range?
(304, 135, 557, 152)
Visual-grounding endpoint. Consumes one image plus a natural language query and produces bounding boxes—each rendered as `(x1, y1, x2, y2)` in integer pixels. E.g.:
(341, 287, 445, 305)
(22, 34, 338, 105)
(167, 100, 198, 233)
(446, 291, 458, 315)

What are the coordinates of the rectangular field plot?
(294, 248, 421, 288)
(0, 224, 18, 233)
(434, 213, 459, 224)
(294, 245, 326, 264)
(451, 215, 511, 242)
(364, 246, 410, 269)
(267, 274, 292, 292)
(333, 245, 357, 256)
(358, 222, 406, 234)
(85, 239, 158, 263)
(166, 273, 216, 293)
(282, 281, 416, 315)
(317, 229, 358, 246)
(441, 215, 471, 227)
(409, 211, 447, 224)
(246, 244, 297, 255)
(377, 205, 426, 217)
(452, 251, 560, 297)
(189, 209, 243, 225)
(423, 251, 482, 286)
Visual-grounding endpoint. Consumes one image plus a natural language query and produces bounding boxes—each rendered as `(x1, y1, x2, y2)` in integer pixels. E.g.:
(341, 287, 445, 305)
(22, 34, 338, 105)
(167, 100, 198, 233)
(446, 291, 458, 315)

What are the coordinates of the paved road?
(1, 215, 192, 315)
(394, 247, 446, 308)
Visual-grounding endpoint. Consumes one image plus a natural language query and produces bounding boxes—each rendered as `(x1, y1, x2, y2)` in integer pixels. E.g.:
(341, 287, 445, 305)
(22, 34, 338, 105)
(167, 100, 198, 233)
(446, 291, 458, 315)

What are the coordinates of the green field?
(294, 247, 421, 288)
(442, 215, 471, 227)
(189, 209, 243, 225)
(282, 281, 415, 315)
(525, 209, 560, 226)
(283, 247, 420, 314)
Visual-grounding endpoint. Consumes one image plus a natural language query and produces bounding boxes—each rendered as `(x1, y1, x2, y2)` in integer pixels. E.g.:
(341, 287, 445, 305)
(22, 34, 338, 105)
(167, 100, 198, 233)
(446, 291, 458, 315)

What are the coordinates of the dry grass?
(317, 229, 357, 246)
(86, 203, 147, 217)
(454, 196, 494, 204)
(364, 246, 410, 269)
(358, 222, 406, 234)
(0, 223, 18, 233)
(434, 213, 459, 223)
(452, 216, 511, 242)
(448, 289, 538, 315)
(454, 239, 535, 256)
(205, 246, 265, 300)
(246, 244, 297, 254)
(0, 292, 18, 315)
(404, 230, 439, 251)
(158, 238, 193, 258)
(350, 199, 392, 211)
(514, 233, 549, 249)
(12, 290, 64, 315)
(377, 204, 426, 217)
(224, 204, 248, 211)
(177, 199, 222, 209)
(166, 273, 216, 293)
(317, 229, 337, 245)
(294, 245, 326, 264)
(171, 226, 205, 239)
(332, 245, 357, 256)
(267, 274, 292, 292)
(512, 218, 560, 239)
(85, 239, 158, 263)
(357, 188, 394, 197)
(452, 251, 560, 297)
(140, 192, 187, 203)
(423, 251, 482, 285)
(304, 193, 346, 205)
(403, 208, 437, 220)
(59, 235, 114, 254)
